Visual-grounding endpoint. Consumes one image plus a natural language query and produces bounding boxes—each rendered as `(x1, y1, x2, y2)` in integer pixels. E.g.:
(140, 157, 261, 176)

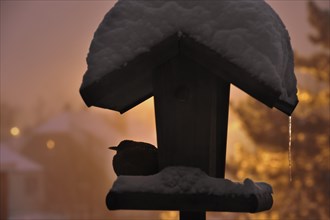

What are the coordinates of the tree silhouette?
(231, 1, 329, 219)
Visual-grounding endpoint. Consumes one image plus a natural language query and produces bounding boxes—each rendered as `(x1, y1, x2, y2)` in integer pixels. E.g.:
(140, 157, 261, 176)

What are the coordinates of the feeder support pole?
(180, 211, 206, 220)
(154, 46, 230, 220)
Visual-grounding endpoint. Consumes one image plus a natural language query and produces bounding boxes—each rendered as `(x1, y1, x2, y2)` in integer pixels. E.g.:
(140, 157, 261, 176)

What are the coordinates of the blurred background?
(1, 1, 329, 220)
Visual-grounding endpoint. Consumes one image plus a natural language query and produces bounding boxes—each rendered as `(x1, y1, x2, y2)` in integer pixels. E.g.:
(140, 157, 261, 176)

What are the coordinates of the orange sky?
(0, 0, 329, 127)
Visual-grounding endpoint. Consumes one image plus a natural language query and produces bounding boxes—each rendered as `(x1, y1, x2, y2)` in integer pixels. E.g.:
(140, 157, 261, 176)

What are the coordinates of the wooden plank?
(106, 191, 273, 213)
(153, 54, 230, 220)
(180, 211, 206, 220)
(153, 55, 230, 176)
(209, 72, 230, 178)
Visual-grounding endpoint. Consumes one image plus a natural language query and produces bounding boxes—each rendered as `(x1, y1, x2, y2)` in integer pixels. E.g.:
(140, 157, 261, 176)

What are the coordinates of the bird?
(109, 140, 159, 176)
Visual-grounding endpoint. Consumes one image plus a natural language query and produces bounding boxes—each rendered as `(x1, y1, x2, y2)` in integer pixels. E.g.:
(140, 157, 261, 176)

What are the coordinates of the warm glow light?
(230, 121, 241, 130)
(10, 127, 20, 136)
(46, 139, 55, 150)
(297, 132, 306, 142)
(160, 211, 178, 220)
(298, 91, 312, 102)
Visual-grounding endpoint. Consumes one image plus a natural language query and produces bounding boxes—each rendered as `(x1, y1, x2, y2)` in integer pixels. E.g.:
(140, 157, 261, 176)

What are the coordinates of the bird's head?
(108, 146, 118, 151)
(108, 140, 137, 152)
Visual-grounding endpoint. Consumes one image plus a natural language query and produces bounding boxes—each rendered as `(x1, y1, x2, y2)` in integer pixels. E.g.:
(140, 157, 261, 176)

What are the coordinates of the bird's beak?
(109, 146, 118, 151)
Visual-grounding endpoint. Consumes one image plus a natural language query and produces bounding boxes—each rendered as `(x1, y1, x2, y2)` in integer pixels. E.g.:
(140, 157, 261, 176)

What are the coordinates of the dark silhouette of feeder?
(80, 2, 298, 220)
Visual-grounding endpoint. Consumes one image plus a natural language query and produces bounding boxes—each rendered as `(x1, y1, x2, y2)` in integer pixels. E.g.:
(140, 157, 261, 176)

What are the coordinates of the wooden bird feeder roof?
(80, 0, 298, 116)
(80, 33, 298, 115)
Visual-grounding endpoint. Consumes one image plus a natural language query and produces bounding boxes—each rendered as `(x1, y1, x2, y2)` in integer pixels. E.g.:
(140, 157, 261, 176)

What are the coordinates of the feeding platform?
(106, 167, 273, 213)
(79, 1, 298, 219)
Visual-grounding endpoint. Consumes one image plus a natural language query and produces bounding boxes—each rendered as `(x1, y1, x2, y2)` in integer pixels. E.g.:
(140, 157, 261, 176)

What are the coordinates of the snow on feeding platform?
(81, 0, 298, 112)
(111, 166, 272, 195)
(107, 167, 273, 212)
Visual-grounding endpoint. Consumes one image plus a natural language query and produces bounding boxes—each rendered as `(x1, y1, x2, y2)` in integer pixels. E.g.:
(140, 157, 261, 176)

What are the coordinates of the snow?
(0, 143, 42, 172)
(111, 166, 272, 196)
(82, 0, 297, 106)
(34, 110, 121, 145)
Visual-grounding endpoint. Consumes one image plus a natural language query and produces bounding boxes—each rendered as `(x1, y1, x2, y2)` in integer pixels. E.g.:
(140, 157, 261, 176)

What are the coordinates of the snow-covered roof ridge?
(0, 143, 42, 172)
(111, 166, 273, 196)
(34, 110, 121, 144)
(82, 0, 297, 108)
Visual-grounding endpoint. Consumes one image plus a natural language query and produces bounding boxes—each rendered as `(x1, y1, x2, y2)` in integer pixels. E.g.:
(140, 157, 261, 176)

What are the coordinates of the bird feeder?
(80, 1, 298, 220)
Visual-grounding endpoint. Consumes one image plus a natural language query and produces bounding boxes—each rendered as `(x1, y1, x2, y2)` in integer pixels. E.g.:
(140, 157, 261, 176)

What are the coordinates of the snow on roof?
(111, 166, 272, 196)
(35, 110, 121, 144)
(0, 143, 42, 172)
(82, 0, 297, 107)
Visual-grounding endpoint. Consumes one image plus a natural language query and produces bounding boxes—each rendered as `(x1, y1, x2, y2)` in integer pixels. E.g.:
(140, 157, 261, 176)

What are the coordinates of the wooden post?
(153, 54, 230, 220)
(180, 211, 206, 220)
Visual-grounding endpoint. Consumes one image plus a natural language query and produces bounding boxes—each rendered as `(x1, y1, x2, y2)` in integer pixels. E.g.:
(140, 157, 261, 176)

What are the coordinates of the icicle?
(288, 116, 292, 182)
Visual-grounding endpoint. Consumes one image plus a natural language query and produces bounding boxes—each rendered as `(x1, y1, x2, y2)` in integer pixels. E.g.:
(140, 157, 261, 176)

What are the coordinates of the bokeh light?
(46, 139, 55, 150)
(10, 126, 20, 136)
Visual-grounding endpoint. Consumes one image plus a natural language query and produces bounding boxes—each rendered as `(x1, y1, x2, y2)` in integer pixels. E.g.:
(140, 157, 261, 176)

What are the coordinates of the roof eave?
(80, 34, 180, 113)
(80, 33, 298, 116)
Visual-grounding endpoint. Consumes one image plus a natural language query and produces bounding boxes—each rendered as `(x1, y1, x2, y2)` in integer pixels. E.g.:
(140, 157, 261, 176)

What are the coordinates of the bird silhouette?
(109, 140, 159, 176)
